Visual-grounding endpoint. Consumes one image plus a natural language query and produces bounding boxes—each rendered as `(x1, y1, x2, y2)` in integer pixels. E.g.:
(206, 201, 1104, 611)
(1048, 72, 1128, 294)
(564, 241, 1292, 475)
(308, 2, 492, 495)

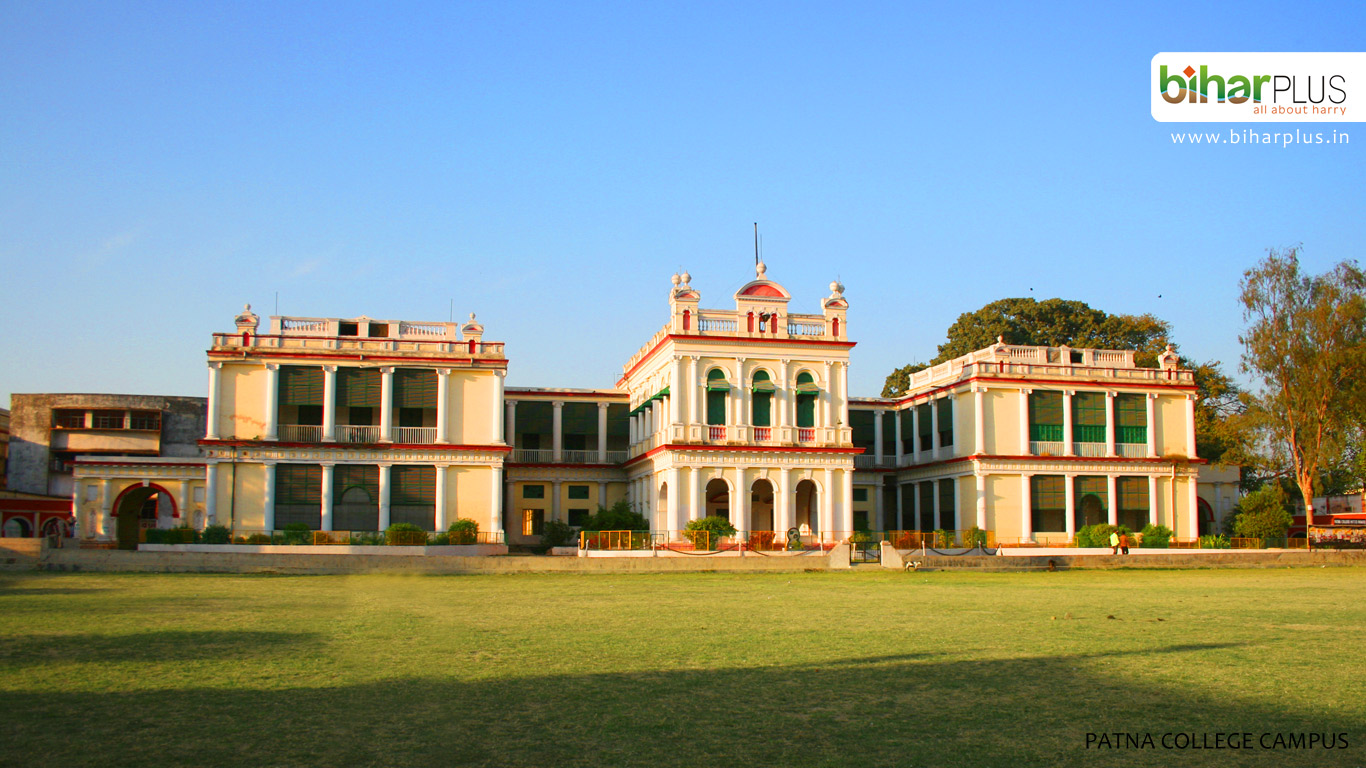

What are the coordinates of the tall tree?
(1239, 248, 1366, 523)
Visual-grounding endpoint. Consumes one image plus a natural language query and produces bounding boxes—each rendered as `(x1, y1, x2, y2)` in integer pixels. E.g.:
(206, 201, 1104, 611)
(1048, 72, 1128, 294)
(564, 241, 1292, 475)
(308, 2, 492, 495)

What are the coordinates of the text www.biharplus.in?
(1171, 129, 1350, 147)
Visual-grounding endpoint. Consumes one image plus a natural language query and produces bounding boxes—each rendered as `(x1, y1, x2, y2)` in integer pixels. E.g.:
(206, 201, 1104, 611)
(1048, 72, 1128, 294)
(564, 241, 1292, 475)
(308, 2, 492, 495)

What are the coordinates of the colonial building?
(67, 265, 1214, 548)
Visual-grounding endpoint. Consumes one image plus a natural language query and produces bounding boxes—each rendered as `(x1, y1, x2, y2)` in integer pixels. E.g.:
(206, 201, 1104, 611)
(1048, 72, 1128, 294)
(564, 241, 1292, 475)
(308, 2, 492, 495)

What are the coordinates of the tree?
(1239, 248, 1366, 525)
(1230, 485, 1293, 540)
(881, 361, 928, 398)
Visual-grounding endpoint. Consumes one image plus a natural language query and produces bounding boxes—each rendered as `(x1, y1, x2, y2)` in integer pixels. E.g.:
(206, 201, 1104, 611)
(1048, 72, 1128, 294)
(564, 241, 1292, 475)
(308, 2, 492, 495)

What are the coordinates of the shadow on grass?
(0, 642, 1359, 768)
(0, 630, 320, 668)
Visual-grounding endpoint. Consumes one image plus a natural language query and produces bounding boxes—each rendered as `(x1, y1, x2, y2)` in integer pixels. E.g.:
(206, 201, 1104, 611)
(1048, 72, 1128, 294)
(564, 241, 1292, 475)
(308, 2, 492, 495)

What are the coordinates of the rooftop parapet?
(211, 312, 504, 359)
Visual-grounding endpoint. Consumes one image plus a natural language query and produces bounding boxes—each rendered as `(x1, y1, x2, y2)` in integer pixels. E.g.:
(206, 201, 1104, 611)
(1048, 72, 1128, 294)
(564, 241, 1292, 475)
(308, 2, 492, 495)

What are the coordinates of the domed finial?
(681, 270, 691, 286)
(756, 260, 767, 278)
(997, 334, 1006, 344)
(671, 273, 681, 286)
(469, 312, 477, 322)
(244, 303, 252, 312)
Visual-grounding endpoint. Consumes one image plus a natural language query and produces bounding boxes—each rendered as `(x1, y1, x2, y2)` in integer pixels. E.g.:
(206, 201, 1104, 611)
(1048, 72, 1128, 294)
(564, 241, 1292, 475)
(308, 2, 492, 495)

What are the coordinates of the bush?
(964, 526, 988, 548)
(447, 518, 480, 545)
(933, 529, 955, 548)
(430, 532, 451, 545)
(146, 526, 198, 544)
(542, 519, 574, 548)
(280, 523, 311, 545)
(580, 500, 650, 532)
(683, 515, 736, 548)
(201, 525, 231, 545)
(385, 522, 427, 546)
(1231, 485, 1293, 540)
(243, 533, 271, 545)
(1074, 523, 1132, 548)
(1138, 524, 1173, 548)
(1199, 534, 1231, 549)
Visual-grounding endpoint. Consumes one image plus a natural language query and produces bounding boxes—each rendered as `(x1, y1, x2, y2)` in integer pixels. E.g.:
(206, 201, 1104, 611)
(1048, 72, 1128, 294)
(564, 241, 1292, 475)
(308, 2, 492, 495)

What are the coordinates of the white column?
(597, 403, 609, 462)
(176, 480, 191, 527)
(379, 367, 395, 443)
(378, 464, 392, 530)
(506, 401, 518, 450)
(1146, 394, 1158, 458)
(628, 414, 638, 446)
(491, 370, 506, 444)
(974, 387, 986, 455)
(598, 481, 608, 509)
(931, 398, 941, 454)
(1149, 475, 1160, 528)
(1064, 473, 1076, 540)
(488, 466, 502, 535)
(729, 469, 742, 527)
(893, 409, 904, 465)
(1105, 391, 1117, 457)
(1020, 473, 1032, 542)
(320, 464, 335, 531)
(690, 468, 702, 522)
(778, 359, 791, 429)
(911, 403, 920, 457)
(821, 468, 834, 536)
(822, 362, 832, 427)
(874, 409, 885, 464)
(264, 364, 279, 441)
(912, 480, 921, 529)
(1184, 476, 1198, 540)
(1018, 388, 1030, 455)
(434, 465, 449, 531)
(552, 401, 564, 462)
(841, 469, 854, 534)
(874, 483, 884, 530)
(1062, 390, 1074, 456)
(737, 468, 751, 532)
(895, 483, 904, 530)
(262, 463, 276, 532)
(667, 467, 681, 531)
(552, 480, 563, 523)
(670, 357, 683, 425)
(933, 478, 942, 530)
(1107, 475, 1119, 526)
(839, 362, 850, 428)
(435, 369, 450, 444)
(776, 469, 791, 533)
(203, 468, 217, 528)
(687, 356, 699, 426)
(695, 359, 706, 430)
(1185, 394, 1198, 458)
(975, 473, 987, 530)
(322, 365, 337, 442)
(206, 363, 222, 439)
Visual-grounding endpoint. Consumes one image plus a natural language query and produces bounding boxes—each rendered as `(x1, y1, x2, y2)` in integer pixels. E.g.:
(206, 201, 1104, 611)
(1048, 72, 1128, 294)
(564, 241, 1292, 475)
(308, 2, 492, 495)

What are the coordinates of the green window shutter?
(1031, 475, 1065, 511)
(1029, 392, 1064, 441)
(707, 391, 727, 425)
(1116, 393, 1147, 444)
(392, 466, 435, 505)
(752, 393, 772, 427)
(853, 488, 868, 502)
(796, 394, 815, 427)
(337, 369, 381, 408)
(277, 464, 322, 504)
(1073, 392, 1106, 442)
(523, 485, 545, 500)
(1118, 477, 1149, 511)
(395, 370, 437, 409)
(706, 369, 731, 391)
(334, 464, 379, 499)
(567, 485, 590, 500)
(280, 367, 323, 406)
(917, 403, 933, 437)
(937, 398, 954, 446)
(794, 371, 819, 394)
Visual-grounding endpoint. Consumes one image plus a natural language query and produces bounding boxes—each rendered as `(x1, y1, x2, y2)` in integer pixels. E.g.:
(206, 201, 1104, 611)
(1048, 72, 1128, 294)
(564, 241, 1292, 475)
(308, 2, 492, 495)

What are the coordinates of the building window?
(92, 410, 126, 429)
(936, 398, 954, 447)
(1116, 394, 1147, 444)
(339, 322, 359, 336)
(398, 408, 425, 428)
(916, 402, 933, 452)
(522, 485, 545, 500)
(337, 369, 381, 414)
(568, 509, 590, 527)
(706, 369, 730, 426)
(938, 478, 957, 530)
(296, 405, 323, 426)
(853, 488, 868, 502)
(1028, 392, 1064, 442)
(567, 485, 590, 500)
(1074, 476, 1108, 529)
(795, 372, 818, 428)
(522, 509, 545, 536)
(1117, 476, 1150, 531)
(280, 367, 324, 409)
(751, 371, 774, 427)
(368, 323, 389, 338)
(1073, 392, 1106, 443)
(276, 464, 323, 530)
(918, 482, 935, 531)
(129, 411, 161, 431)
(53, 410, 86, 429)
(1031, 475, 1066, 532)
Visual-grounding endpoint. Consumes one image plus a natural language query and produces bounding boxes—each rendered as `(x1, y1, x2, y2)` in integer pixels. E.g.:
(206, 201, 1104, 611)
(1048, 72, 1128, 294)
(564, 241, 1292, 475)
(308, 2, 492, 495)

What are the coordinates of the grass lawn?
(0, 568, 1362, 768)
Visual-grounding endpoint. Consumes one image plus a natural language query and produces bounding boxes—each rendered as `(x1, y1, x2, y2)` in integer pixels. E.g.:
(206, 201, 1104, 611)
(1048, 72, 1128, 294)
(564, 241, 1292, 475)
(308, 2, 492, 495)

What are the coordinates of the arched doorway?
(704, 479, 730, 519)
(794, 479, 819, 534)
(3, 517, 31, 538)
(335, 486, 378, 531)
(1198, 497, 1215, 536)
(750, 479, 775, 532)
(656, 481, 669, 531)
(112, 483, 178, 550)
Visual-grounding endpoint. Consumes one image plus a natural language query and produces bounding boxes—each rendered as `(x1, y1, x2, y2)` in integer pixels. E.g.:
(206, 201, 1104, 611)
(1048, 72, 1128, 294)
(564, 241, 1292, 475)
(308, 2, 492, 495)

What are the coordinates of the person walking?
(1109, 530, 1120, 555)
(1119, 531, 1131, 555)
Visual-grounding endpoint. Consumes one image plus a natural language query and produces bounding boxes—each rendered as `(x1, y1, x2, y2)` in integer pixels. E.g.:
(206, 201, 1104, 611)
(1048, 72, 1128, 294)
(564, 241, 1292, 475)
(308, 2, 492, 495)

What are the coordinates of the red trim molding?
(619, 334, 857, 384)
(198, 439, 513, 452)
(623, 443, 865, 469)
(208, 349, 509, 369)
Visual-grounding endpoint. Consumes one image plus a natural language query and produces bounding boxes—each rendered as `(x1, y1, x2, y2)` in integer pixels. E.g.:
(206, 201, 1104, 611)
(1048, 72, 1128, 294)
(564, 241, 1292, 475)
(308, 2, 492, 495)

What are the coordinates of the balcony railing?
(1117, 443, 1149, 458)
(280, 425, 324, 442)
(337, 425, 381, 443)
(753, 427, 773, 442)
(797, 428, 815, 443)
(707, 426, 728, 441)
(1074, 442, 1107, 457)
(513, 448, 554, 463)
(394, 426, 436, 443)
(1030, 440, 1065, 456)
(563, 450, 598, 464)
(605, 450, 628, 464)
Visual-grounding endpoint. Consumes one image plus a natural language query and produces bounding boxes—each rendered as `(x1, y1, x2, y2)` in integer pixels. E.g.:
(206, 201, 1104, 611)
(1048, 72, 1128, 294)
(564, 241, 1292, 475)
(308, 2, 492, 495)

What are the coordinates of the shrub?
(146, 527, 197, 544)
(1074, 523, 1132, 548)
(1231, 485, 1293, 540)
(385, 522, 426, 546)
(542, 519, 574, 548)
(933, 529, 956, 548)
(243, 533, 271, 545)
(447, 518, 480, 545)
(964, 526, 988, 548)
(430, 532, 451, 545)
(201, 525, 231, 544)
(1199, 534, 1231, 549)
(1138, 524, 1173, 548)
(580, 500, 650, 532)
(281, 523, 311, 545)
(683, 515, 736, 549)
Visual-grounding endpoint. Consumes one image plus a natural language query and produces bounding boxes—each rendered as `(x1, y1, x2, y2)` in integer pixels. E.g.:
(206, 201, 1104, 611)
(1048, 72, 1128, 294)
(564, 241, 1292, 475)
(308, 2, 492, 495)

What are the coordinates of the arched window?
(832, 318, 840, 337)
(795, 372, 818, 428)
(682, 309, 691, 331)
(751, 370, 774, 427)
(705, 369, 730, 426)
(747, 312, 755, 333)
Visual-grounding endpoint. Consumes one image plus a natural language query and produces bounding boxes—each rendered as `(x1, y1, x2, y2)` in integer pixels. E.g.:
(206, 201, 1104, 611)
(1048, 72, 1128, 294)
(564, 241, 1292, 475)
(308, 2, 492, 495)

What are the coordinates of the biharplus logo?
(1151, 52, 1364, 122)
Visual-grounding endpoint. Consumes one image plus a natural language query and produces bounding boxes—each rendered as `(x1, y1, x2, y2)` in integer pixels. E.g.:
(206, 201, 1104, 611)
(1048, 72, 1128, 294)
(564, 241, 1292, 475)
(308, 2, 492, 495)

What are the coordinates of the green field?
(0, 569, 1361, 767)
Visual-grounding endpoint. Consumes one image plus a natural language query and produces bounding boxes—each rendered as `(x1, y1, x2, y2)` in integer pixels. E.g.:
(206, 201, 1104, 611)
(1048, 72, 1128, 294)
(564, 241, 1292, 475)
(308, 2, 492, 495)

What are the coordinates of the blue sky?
(1, 1, 1362, 407)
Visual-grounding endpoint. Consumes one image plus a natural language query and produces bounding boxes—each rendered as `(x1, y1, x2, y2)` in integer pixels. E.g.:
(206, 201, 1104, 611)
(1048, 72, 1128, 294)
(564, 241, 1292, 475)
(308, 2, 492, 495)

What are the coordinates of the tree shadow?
(0, 630, 319, 668)
(0, 641, 1358, 768)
